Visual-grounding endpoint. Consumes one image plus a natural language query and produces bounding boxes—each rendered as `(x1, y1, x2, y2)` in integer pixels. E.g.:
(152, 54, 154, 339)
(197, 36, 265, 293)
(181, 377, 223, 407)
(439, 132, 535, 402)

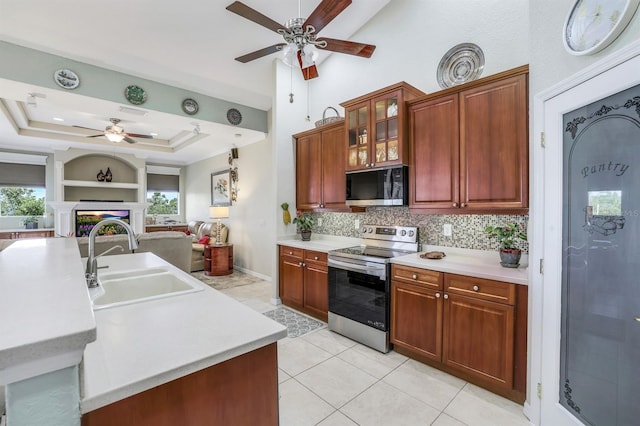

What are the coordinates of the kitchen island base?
(82, 343, 278, 426)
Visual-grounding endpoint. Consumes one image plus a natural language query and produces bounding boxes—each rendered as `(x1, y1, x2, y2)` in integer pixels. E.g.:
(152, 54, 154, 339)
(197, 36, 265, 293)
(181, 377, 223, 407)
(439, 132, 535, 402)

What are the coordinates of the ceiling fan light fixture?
(106, 133, 125, 143)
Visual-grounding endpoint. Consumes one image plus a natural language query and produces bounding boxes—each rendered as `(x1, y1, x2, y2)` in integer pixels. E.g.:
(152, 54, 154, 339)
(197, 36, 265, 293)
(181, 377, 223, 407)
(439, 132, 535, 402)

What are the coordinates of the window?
(146, 170, 180, 215)
(0, 162, 46, 217)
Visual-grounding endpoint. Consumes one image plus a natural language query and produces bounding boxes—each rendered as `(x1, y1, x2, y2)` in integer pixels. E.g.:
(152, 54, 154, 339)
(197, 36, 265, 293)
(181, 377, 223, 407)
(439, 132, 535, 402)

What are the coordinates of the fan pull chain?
(289, 64, 294, 103)
(306, 80, 310, 121)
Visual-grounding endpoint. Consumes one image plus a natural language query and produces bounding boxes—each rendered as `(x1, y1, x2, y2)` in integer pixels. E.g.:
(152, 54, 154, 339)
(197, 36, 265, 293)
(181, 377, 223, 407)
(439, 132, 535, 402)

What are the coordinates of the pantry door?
(541, 51, 640, 425)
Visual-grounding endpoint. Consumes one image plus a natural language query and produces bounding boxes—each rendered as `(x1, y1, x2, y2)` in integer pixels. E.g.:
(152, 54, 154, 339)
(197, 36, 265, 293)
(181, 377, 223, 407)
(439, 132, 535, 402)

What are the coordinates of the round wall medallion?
(436, 43, 485, 89)
(226, 108, 242, 125)
(124, 85, 148, 105)
(53, 69, 80, 89)
(182, 98, 199, 115)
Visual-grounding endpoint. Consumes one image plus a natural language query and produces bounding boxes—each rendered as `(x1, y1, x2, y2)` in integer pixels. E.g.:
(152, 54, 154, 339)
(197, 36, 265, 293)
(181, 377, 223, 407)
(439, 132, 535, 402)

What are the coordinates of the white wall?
(305, 0, 529, 121)
(184, 136, 275, 279)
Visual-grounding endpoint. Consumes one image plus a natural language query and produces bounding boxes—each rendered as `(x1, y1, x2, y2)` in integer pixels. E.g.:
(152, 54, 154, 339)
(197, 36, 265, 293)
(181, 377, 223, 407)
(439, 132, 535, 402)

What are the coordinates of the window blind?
(147, 173, 179, 192)
(0, 162, 45, 187)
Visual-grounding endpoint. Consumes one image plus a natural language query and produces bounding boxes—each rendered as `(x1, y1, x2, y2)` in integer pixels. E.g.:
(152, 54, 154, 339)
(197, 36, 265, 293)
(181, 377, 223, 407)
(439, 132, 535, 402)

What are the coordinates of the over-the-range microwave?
(346, 166, 408, 207)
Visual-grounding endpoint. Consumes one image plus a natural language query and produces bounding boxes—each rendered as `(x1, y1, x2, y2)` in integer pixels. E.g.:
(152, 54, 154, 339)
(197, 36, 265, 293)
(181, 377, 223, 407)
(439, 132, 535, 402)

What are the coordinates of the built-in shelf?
(61, 180, 140, 190)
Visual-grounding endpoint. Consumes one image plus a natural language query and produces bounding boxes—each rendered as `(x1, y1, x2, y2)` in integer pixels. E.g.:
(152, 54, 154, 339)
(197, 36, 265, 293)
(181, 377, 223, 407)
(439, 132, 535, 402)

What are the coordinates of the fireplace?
(75, 210, 131, 237)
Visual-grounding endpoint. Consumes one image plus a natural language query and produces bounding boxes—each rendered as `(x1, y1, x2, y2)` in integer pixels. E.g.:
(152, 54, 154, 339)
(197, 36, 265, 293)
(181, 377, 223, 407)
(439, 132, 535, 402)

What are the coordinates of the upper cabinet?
(341, 82, 425, 172)
(294, 121, 348, 211)
(408, 66, 529, 214)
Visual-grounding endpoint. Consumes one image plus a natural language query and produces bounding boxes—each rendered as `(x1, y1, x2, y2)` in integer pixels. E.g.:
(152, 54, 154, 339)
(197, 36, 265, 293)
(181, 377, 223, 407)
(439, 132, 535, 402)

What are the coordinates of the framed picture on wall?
(211, 170, 231, 206)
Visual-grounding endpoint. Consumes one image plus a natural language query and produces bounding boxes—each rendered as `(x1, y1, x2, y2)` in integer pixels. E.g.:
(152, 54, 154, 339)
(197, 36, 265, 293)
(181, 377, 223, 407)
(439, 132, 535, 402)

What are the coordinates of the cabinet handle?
(444, 294, 449, 299)
(472, 285, 479, 291)
(371, 162, 375, 167)
(314, 256, 318, 260)
(461, 203, 467, 208)
(302, 262, 306, 267)
(299, 262, 303, 266)
(452, 202, 458, 207)
(412, 274, 418, 280)
(289, 251, 293, 255)
(436, 292, 440, 298)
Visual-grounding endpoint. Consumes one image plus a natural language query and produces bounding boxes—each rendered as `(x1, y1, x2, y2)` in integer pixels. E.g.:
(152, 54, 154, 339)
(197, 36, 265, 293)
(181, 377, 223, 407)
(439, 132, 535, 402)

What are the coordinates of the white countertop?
(392, 245, 529, 286)
(0, 238, 96, 384)
(277, 234, 360, 252)
(81, 252, 287, 413)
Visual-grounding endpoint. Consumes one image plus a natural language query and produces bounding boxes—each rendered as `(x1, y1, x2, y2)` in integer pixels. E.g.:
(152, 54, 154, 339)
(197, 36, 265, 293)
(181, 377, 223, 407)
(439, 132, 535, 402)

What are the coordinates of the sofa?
(76, 231, 192, 272)
(190, 221, 228, 272)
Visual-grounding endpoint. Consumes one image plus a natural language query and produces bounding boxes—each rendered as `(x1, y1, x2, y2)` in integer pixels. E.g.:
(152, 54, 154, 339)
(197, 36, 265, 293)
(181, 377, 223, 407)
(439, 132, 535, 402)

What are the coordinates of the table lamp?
(209, 206, 229, 245)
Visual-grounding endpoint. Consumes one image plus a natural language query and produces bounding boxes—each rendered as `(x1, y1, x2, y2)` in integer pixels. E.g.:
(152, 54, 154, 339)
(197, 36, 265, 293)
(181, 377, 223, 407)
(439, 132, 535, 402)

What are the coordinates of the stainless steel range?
(327, 225, 418, 353)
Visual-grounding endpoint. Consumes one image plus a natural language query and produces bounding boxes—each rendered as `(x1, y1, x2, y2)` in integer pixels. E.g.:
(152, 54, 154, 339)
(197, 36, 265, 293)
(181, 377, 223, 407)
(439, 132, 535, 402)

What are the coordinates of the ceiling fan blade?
(73, 125, 103, 132)
(318, 37, 376, 57)
(304, 0, 352, 34)
(226, 1, 286, 33)
(123, 136, 137, 144)
(87, 134, 105, 138)
(235, 43, 287, 63)
(127, 133, 154, 139)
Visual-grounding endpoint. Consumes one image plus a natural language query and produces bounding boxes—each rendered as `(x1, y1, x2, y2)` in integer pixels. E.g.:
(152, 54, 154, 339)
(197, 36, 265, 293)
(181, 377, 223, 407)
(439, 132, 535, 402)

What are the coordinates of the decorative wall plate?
(53, 69, 80, 89)
(124, 85, 148, 105)
(182, 98, 199, 115)
(563, 0, 640, 56)
(436, 43, 485, 89)
(226, 108, 242, 125)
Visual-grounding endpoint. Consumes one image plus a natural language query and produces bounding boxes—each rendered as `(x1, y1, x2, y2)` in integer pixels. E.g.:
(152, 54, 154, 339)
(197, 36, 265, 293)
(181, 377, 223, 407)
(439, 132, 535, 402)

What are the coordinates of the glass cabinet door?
(347, 104, 369, 168)
(372, 92, 400, 166)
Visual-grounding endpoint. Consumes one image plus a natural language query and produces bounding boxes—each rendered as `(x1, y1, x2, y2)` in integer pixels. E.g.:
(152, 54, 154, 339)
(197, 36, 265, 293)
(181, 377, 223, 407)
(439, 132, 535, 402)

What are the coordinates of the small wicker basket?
(315, 106, 344, 128)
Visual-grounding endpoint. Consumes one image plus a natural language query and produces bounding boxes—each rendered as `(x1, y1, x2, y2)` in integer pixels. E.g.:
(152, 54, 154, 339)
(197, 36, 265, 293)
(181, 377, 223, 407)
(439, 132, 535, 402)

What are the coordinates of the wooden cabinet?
(408, 65, 528, 214)
(0, 229, 54, 239)
(391, 265, 443, 362)
(390, 264, 527, 403)
(278, 245, 328, 321)
(294, 121, 347, 211)
(341, 82, 424, 171)
(204, 244, 233, 276)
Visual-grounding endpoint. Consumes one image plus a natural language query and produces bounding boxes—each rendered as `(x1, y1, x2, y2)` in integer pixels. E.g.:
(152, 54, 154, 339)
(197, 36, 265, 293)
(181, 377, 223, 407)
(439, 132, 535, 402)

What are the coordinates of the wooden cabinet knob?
(473, 285, 479, 291)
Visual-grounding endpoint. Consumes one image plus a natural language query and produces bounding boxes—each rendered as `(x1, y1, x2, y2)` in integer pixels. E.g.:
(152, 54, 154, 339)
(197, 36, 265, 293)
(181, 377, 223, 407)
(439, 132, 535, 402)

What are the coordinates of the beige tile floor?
(218, 275, 530, 426)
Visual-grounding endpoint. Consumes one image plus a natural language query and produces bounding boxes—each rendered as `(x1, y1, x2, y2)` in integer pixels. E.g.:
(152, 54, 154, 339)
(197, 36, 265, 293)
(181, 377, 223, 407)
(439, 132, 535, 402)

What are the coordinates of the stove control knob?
(408, 231, 415, 237)
(367, 227, 373, 233)
(400, 230, 407, 236)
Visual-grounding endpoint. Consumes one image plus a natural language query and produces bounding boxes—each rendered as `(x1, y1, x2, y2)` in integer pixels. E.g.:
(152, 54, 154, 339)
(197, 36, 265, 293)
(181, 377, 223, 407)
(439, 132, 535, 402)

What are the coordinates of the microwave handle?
(328, 258, 386, 278)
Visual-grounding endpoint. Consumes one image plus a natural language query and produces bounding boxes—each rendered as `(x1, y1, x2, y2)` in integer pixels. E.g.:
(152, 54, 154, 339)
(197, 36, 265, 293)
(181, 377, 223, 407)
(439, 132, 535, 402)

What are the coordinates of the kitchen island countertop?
(81, 252, 287, 413)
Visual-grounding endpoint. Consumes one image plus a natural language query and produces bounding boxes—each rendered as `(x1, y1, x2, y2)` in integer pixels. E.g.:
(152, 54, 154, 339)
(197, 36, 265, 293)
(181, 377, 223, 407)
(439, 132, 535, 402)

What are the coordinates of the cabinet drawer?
(445, 273, 515, 305)
(392, 265, 443, 290)
(304, 250, 327, 264)
(280, 245, 303, 259)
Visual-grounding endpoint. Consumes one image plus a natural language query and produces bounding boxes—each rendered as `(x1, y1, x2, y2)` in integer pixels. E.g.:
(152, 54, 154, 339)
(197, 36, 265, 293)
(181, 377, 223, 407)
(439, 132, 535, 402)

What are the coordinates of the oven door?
(327, 262, 389, 331)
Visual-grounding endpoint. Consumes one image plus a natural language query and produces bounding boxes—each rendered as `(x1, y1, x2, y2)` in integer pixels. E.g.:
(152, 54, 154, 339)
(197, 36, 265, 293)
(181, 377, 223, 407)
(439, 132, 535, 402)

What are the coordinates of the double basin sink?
(90, 266, 204, 310)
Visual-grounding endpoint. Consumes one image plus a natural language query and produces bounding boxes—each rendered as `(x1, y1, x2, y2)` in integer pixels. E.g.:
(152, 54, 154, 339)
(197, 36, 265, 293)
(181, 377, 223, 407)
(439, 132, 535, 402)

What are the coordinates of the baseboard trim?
(233, 265, 271, 282)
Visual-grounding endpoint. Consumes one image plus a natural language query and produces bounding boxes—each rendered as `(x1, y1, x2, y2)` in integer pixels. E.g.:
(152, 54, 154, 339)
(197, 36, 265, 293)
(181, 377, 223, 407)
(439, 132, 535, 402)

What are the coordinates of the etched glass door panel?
(561, 84, 640, 425)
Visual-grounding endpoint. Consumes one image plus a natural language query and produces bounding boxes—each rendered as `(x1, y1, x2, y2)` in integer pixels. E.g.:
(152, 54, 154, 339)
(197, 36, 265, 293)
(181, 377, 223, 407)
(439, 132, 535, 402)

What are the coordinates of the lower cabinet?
(391, 265, 527, 403)
(279, 245, 328, 321)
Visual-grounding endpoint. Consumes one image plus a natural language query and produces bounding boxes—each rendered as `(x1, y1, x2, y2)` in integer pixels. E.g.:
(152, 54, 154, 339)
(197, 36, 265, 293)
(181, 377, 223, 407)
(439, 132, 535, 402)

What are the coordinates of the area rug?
(190, 269, 265, 291)
(263, 307, 325, 338)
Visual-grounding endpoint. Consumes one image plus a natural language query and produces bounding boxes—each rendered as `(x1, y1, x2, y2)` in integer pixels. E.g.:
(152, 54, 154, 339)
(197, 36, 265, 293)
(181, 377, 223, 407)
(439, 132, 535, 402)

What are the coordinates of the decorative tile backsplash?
(310, 207, 529, 253)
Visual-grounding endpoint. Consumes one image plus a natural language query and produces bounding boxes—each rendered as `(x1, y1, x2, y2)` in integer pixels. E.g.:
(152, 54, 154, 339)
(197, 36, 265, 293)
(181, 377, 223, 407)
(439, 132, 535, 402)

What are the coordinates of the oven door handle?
(328, 258, 386, 278)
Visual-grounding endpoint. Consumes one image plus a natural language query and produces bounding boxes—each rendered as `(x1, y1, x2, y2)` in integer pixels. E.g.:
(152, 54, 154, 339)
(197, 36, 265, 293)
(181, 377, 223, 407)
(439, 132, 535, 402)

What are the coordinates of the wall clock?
(563, 0, 640, 56)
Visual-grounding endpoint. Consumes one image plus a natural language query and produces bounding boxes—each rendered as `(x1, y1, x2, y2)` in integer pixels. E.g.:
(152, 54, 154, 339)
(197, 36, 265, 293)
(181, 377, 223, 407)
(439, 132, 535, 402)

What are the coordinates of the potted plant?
(23, 216, 39, 230)
(293, 211, 314, 241)
(484, 222, 527, 268)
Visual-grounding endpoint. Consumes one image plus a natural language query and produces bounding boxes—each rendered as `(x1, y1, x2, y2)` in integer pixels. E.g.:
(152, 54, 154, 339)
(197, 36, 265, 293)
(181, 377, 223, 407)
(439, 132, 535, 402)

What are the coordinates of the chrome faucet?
(85, 219, 138, 288)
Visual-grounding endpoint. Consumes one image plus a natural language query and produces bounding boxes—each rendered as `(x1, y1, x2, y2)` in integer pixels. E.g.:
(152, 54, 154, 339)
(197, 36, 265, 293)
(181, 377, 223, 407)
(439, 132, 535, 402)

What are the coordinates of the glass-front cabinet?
(342, 82, 424, 172)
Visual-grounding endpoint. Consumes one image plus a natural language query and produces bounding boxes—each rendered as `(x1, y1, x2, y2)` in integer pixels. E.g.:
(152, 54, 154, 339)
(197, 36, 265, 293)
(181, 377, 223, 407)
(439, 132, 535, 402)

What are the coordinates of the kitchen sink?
(91, 267, 204, 310)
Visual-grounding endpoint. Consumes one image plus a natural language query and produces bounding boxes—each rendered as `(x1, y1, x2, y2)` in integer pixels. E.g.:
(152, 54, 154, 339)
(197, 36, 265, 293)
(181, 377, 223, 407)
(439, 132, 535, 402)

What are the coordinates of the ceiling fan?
(82, 118, 153, 144)
(226, 0, 376, 80)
